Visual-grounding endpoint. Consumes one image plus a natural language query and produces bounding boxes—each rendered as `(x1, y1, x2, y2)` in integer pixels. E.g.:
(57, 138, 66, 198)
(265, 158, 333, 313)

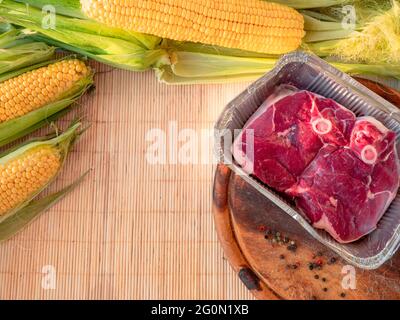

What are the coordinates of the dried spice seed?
(328, 257, 337, 265)
(323, 287, 328, 292)
(258, 225, 267, 232)
(264, 234, 269, 240)
(322, 277, 327, 282)
(287, 244, 297, 252)
(340, 293, 346, 298)
(283, 237, 289, 243)
(308, 263, 314, 270)
(314, 275, 319, 280)
(311, 295, 318, 300)
(279, 254, 285, 260)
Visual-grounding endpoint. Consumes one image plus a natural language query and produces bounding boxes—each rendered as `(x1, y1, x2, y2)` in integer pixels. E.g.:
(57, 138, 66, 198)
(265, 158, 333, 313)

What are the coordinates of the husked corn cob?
(80, 0, 305, 54)
(0, 145, 61, 216)
(0, 59, 89, 123)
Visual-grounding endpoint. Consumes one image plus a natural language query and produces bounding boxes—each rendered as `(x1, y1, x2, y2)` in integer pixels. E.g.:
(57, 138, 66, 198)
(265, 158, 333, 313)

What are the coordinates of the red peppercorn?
(258, 225, 267, 232)
(316, 259, 323, 266)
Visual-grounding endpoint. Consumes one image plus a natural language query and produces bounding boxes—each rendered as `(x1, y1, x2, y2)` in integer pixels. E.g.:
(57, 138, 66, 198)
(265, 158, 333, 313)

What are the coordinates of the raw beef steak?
(288, 117, 399, 243)
(233, 85, 400, 243)
(233, 85, 356, 191)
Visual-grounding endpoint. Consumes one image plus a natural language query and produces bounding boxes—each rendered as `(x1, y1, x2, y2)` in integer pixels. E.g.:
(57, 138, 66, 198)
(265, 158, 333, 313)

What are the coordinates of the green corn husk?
(157, 39, 400, 84)
(0, 122, 82, 224)
(271, 0, 352, 9)
(0, 23, 55, 75)
(332, 1, 400, 64)
(0, 123, 88, 240)
(303, 1, 400, 63)
(0, 57, 94, 148)
(0, 0, 170, 71)
(0, 170, 89, 242)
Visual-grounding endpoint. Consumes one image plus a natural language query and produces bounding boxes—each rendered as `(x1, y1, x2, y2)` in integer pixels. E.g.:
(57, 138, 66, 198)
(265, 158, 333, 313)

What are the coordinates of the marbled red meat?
(233, 85, 356, 191)
(233, 85, 399, 243)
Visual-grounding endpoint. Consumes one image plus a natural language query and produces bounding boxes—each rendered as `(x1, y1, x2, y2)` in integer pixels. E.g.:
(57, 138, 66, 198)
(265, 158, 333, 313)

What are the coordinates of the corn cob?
(80, 0, 305, 54)
(0, 146, 61, 216)
(0, 59, 89, 123)
(0, 123, 81, 223)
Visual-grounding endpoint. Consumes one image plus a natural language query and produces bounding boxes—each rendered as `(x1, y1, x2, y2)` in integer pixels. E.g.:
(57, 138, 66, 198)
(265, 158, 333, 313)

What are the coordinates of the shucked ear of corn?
(0, 123, 81, 224)
(0, 23, 55, 75)
(80, 0, 305, 55)
(3, 0, 400, 85)
(0, 123, 88, 241)
(0, 58, 93, 148)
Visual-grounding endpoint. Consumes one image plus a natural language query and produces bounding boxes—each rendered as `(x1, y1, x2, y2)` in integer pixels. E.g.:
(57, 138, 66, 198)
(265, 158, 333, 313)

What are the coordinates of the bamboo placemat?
(0, 62, 253, 300)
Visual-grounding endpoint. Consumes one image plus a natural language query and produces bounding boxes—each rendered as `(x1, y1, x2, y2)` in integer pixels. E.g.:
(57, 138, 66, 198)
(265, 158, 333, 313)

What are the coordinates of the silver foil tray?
(214, 51, 400, 269)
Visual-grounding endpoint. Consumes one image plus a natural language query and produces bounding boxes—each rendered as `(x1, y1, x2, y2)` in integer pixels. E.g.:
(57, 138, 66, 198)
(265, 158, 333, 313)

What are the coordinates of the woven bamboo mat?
(0, 62, 253, 300)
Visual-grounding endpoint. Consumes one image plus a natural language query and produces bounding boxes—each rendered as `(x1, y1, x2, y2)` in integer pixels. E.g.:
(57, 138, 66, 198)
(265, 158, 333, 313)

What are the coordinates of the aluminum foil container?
(214, 51, 400, 269)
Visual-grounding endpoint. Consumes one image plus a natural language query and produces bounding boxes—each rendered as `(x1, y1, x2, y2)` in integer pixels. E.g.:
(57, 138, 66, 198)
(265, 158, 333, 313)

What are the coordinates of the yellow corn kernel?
(0, 145, 61, 216)
(80, 0, 305, 54)
(0, 59, 89, 123)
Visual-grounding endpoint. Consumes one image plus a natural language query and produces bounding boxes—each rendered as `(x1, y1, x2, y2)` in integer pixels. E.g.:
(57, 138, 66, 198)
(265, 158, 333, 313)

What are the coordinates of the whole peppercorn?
(323, 287, 328, 292)
(283, 237, 289, 244)
(258, 225, 267, 232)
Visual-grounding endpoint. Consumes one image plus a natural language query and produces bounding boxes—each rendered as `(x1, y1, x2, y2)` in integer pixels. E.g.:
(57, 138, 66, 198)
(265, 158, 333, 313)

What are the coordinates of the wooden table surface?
(0, 62, 253, 300)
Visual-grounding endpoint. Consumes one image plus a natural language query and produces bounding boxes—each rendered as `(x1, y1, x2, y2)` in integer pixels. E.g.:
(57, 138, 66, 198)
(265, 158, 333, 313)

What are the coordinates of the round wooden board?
(212, 79, 400, 300)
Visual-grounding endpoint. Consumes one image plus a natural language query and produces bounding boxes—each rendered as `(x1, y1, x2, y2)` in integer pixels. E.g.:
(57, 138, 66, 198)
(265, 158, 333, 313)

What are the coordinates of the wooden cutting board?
(212, 79, 400, 300)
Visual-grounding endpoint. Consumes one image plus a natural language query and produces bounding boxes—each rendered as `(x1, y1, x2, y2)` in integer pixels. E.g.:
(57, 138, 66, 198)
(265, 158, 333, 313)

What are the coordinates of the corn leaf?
(169, 51, 277, 77)
(0, 42, 55, 75)
(270, 0, 351, 9)
(0, 170, 89, 242)
(0, 23, 55, 74)
(156, 65, 263, 84)
(14, 0, 85, 19)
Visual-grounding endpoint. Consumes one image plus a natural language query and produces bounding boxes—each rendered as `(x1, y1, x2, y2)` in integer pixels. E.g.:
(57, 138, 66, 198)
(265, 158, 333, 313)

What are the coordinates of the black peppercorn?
(314, 275, 319, 280)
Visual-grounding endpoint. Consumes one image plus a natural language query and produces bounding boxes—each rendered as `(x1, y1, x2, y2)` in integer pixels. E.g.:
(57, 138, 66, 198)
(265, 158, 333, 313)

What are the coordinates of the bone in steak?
(233, 85, 356, 191)
(233, 85, 399, 243)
